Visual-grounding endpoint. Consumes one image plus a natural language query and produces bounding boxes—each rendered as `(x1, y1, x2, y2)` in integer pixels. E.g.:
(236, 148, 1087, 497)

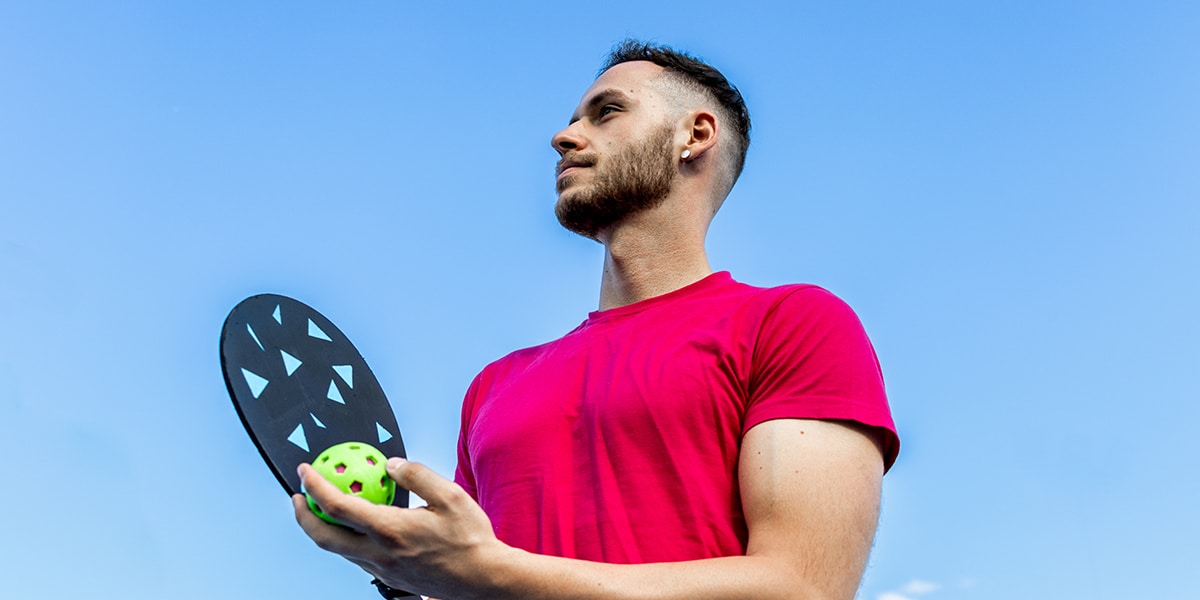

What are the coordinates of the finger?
(292, 492, 372, 557)
(293, 495, 392, 581)
(386, 458, 463, 510)
(297, 463, 389, 535)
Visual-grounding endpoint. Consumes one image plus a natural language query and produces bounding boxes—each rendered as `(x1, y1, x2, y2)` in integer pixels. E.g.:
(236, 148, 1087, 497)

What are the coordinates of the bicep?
(739, 418, 885, 599)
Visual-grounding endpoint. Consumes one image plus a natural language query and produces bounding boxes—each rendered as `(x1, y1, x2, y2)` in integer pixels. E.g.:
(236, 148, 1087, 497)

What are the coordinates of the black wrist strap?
(371, 578, 419, 598)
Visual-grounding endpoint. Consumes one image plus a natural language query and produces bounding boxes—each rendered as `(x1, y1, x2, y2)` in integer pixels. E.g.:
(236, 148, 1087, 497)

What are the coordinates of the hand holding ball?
(305, 442, 396, 526)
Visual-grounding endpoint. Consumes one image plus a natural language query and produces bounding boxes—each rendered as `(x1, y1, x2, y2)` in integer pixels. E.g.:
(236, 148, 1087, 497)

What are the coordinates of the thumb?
(386, 457, 459, 509)
(385, 456, 408, 480)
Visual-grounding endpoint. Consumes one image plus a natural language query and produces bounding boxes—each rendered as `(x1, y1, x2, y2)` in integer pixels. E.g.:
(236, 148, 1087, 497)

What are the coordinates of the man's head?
(552, 40, 751, 240)
(600, 40, 751, 193)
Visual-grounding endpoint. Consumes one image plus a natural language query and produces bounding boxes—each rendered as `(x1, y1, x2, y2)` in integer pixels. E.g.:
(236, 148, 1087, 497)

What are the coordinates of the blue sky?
(2, 2, 1197, 598)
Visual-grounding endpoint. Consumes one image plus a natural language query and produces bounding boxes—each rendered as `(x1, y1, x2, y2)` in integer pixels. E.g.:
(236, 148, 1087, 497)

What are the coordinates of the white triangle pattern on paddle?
(333, 365, 353, 388)
(287, 423, 309, 451)
(327, 380, 345, 404)
(247, 324, 264, 351)
(281, 350, 302, 376)
(241, 368, 269, 398)
(311, 412, 326, 428)
(377, 422, 393, 444)
(308, 319, 332, 341)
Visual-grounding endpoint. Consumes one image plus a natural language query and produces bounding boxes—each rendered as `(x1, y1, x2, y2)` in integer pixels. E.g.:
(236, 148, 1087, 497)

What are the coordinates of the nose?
(551, 122, 585, 156)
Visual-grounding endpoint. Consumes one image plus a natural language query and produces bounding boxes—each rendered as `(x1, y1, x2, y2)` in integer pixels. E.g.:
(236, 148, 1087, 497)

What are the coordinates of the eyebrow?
(569, 88, 634, 125)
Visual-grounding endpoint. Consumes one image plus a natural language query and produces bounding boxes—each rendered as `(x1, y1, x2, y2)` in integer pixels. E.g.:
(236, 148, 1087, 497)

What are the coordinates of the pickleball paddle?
(220, 294, 417, 598)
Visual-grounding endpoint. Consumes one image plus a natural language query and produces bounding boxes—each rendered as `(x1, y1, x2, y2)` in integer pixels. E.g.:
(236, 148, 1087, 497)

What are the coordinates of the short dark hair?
(601, 39, 752, 187)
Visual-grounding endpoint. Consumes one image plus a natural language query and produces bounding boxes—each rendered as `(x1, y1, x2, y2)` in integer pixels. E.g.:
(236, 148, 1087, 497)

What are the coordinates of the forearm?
(451, 547, 823, 600)
(297, 421, 881, 600)
(444, 421, 883, 600)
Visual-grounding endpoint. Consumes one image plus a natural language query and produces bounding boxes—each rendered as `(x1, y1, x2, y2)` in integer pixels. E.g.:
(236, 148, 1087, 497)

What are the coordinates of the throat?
(598, 237, 712, 310)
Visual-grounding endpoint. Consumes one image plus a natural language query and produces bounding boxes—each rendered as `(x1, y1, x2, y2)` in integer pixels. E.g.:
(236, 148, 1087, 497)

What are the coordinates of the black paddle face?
(220, 294, 408, 508)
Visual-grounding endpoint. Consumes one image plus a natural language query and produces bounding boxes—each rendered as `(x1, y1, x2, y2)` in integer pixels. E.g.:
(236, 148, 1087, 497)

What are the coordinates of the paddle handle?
(371, 578, 418, 598)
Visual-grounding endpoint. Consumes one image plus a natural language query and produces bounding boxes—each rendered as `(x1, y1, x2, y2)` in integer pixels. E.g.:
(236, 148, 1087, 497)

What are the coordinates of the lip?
(556, 160, 588, 179)
(556, 165, 584, 180)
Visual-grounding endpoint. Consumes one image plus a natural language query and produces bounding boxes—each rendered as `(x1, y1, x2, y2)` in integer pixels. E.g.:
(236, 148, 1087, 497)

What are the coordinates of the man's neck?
(596, 212, 713, 311)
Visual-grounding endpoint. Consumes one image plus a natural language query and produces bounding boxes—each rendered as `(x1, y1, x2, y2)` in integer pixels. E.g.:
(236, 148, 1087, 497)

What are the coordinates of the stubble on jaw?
(555, 123, 676, 239)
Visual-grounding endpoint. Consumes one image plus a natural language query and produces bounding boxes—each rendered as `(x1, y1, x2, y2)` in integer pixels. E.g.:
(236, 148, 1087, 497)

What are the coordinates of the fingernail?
(386, 457, 406, 470)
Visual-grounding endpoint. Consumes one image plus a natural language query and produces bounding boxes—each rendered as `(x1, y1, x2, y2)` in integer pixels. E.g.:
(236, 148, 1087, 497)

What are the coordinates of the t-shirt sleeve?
(745, 286, 900, 471)
(453, 373, 483, 500)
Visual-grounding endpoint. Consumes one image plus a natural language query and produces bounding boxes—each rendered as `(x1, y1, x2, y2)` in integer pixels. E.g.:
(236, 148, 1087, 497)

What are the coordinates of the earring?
(681, 149, 691, 160)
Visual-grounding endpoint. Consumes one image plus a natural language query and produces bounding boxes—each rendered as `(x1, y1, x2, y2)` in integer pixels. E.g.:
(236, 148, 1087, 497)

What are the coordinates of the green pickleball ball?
(305, 441, 396, 526)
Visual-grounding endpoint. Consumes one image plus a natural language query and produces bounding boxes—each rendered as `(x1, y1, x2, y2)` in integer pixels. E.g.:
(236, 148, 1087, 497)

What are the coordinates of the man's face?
(552, 62, 678, 239)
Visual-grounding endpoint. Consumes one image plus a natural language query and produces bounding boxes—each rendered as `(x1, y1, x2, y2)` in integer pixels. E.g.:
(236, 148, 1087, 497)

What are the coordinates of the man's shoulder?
(470, 319, 590, 386)
(716, 275, 850, 319)
(476, 337, 561, 379)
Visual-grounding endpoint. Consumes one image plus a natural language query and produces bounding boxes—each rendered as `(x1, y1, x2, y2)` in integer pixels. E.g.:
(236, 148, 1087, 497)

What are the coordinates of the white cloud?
(877, 578, 941, 600)
(903, 580, 942, 595)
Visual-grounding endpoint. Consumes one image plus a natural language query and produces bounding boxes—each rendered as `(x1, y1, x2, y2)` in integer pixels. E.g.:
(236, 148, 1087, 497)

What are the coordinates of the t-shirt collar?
(585, 271, 733, 323)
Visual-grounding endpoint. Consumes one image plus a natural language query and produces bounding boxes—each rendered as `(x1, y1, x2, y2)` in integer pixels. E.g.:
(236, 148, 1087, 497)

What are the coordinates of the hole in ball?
(350, 481, 363, 494)
(335, 463, 347, 474)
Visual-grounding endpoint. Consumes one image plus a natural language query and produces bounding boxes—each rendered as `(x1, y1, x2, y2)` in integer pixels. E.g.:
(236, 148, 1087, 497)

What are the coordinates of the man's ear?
(681, 109, 718, 161)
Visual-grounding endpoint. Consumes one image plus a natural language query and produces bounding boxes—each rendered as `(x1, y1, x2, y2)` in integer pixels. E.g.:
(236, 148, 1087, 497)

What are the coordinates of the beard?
(554, 123, 675, 239)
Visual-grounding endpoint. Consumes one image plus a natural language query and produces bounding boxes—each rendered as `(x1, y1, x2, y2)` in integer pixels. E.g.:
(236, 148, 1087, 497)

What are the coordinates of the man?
(295, 40, 899, 599)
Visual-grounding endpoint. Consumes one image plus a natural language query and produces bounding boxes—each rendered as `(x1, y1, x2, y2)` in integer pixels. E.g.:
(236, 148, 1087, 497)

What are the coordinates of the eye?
(598, 104, 619, 118)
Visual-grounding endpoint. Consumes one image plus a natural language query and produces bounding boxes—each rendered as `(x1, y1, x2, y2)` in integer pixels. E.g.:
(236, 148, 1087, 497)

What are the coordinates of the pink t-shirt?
(454, 272, 898, 564)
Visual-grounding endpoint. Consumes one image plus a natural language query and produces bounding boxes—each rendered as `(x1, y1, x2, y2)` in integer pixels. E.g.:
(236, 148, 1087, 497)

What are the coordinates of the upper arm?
(739, 418, 886, 600)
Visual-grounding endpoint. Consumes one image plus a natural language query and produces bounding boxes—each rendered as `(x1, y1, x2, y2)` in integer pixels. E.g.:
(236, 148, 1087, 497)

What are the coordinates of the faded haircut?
(600, 39, 752, 196)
